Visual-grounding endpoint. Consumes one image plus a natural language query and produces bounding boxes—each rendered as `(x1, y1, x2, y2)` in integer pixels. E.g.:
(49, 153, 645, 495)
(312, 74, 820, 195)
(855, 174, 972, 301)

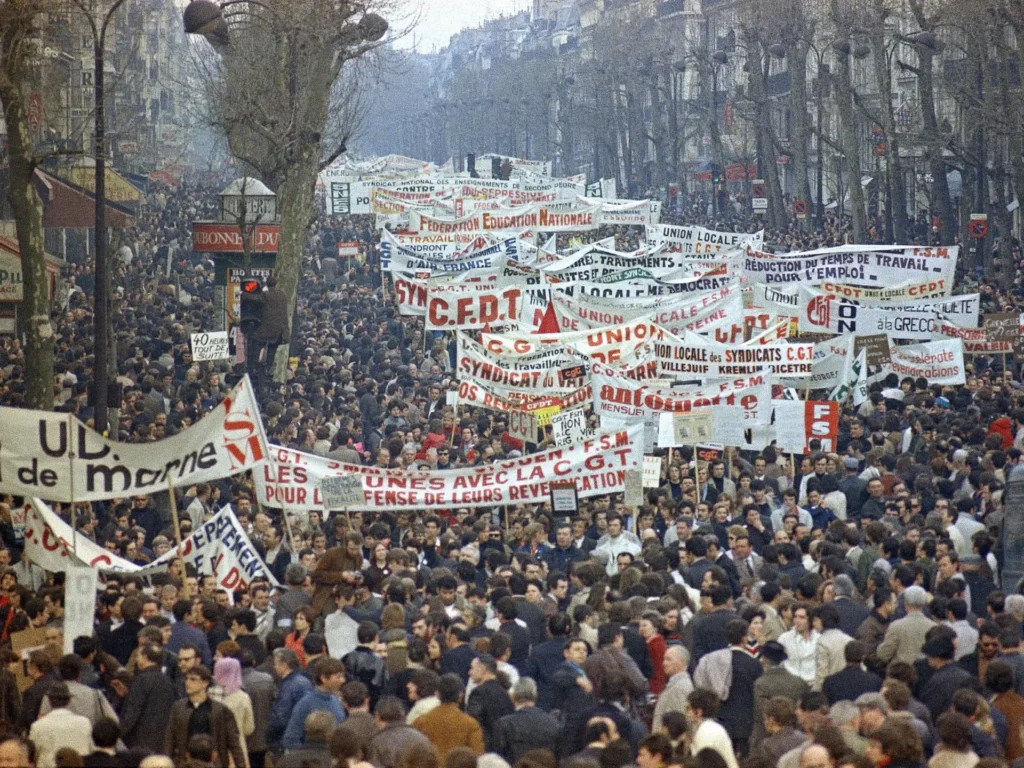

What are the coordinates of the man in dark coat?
(821, 641, 882, 705)
(523, 614, 571, 711)
(439, 625, 478, 683)
(465, 655, 514, 752)
(164, 665, 245, 768)
(104, 596, 144, 666)
(919, 635, 974, 722)
(494, 598, 532, 674)
(690, 584, 740, 664)
(832, 575, 871, 637)
(120, 644, 176, 753)
(717, 620, 762, 757)
(241, 274, 290, 392)
(496, 678, 561, 765)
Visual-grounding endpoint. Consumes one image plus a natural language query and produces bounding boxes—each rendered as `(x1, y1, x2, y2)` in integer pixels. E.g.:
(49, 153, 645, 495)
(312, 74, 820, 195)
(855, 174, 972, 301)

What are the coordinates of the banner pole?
(167, 478, 183, 557)
(694, 445, 702, 506)
(68, 413, 77, 558)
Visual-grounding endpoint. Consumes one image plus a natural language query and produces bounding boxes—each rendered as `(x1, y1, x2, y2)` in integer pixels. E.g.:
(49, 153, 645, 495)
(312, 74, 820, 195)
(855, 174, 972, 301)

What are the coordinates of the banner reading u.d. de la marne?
(0, 376, 267, 502)
(255, 425, 643, 511)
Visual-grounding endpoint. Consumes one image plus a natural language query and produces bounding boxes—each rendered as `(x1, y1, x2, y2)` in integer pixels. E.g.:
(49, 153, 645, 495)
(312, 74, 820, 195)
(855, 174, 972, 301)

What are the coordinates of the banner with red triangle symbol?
(536, 302, 560, 334)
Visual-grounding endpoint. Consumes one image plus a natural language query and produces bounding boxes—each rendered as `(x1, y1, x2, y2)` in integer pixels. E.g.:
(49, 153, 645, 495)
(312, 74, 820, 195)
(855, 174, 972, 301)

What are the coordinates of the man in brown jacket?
(164, 665, 245, 768)
(414, 673, 484, 760)
(311, 532, 364, 615)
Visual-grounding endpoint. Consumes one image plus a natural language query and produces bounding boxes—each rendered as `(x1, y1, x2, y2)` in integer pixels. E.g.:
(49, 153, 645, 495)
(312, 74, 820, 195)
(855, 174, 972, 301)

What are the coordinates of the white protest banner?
(653, 330, 813, 379)
(829, 347, 869, 406)
(818, 278, 951, 302)
(774, 401, 840, 454)
(320, 475, 365, 509)
(887, 339, 966, 385)
(551, 408, 596, 448)
(457, 376, 592, 412)
(384, 236, 520, 274)
(409, 202, 603, 235)
(456, 334, 587, 392)
(255, 426, 644, 511)
(426, 282, 523, 331)
(63, 566, 97, 653)
(190, 331, 230, 362)
(646, 224, 764, 255)
(24, 498, 140, 573)
(481, 319, 665, 367)
(379, 230, 483, 267)
(588, 199, 660, 227)
(744, 244, 958, 290)
(394, 274, 427, 316)
(591, 363, 772, 438)
(779, 335, 855, 389)
(542, 244, 741, 282)
(798, 287, 979, 337)
(0, 376, 267, 502)
(642, 456, 663, 487)
(934, 319, 1008, 354)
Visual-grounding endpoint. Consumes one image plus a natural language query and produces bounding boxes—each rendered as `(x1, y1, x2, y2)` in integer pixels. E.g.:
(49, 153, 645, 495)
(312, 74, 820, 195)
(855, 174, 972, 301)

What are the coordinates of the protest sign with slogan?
(190, 331, 231, 362)
(63, 566, 98, 654)
(550, 408, 596, 448)
(984, 313, 1019, 343)
(643, 456, 663, 487)
(256, 427, 643, 511)
(887, 339, 966, 385)
(0, 376, 267, 502)
(319, 475, 364, 509)
(774, 401, 840, 453)
(744, 245, 958, 290)
(854, 334, 892, 368)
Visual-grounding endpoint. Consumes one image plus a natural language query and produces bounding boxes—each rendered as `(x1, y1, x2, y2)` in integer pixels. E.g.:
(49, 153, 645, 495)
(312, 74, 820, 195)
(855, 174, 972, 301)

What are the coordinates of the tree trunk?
(868, 5, 908, 242)
(915, 42, 956, 244)
(835, 50, 868, 242)
(787, 40, 813, 230)
(0, 46, 55, 411)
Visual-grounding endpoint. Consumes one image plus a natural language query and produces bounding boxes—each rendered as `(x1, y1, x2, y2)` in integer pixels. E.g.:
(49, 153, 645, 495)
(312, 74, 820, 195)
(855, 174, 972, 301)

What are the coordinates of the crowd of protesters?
(0, 179, 1017, 768)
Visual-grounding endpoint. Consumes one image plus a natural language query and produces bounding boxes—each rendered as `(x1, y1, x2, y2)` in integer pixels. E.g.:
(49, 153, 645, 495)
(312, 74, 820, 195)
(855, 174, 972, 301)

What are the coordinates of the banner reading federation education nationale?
(255, 425, 643, 511)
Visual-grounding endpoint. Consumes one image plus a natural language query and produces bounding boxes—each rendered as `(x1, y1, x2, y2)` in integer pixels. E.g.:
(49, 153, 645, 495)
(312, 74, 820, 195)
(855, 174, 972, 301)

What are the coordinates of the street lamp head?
(853, 44, 871, 59)
(183, 0, 229, 46)
(906, 30, 938, 50)
(832, 40, 852, 56)
(768, 43, 787, 59)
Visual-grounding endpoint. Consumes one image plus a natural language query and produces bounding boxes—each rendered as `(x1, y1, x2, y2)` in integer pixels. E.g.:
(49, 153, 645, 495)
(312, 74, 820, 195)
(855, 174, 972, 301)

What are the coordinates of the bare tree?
(188, 0, 394, 379)
(0, 0, 57, 410)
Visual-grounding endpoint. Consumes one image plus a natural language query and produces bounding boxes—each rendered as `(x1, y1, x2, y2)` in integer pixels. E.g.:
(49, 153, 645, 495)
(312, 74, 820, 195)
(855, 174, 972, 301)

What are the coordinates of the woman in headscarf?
(211, 657, 255, 768)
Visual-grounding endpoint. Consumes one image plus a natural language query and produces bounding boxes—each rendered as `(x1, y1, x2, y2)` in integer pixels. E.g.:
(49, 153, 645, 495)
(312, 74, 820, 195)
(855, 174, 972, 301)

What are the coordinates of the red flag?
(536, 302, 559, 334)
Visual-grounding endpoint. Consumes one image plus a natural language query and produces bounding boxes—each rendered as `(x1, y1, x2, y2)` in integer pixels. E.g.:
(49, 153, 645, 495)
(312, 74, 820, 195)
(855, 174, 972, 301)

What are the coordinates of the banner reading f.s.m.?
(0, 376, 267, 502)
(255, 425, 643, 511)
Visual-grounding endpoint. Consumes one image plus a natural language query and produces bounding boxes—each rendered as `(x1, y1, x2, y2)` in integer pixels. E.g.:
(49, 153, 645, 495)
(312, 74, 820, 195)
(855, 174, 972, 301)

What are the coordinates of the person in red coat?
(639, 611, 667, 696)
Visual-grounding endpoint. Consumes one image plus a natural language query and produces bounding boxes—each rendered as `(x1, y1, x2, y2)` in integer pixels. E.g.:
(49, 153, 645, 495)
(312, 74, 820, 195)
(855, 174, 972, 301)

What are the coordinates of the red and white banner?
(456, 334, 586, 392)
(653, 330, 813, 379)
(409, 202, 603, 235)
(774, 401, 840, 454)
(886, 339, 966, 385)
(481, 319, 665, 367)
(426, 282, 524, 330)
(456, 378, 592, 413)
(0, 377, 267, 502)
(25, 500, 277, 587)
(254, 426, 644, 511)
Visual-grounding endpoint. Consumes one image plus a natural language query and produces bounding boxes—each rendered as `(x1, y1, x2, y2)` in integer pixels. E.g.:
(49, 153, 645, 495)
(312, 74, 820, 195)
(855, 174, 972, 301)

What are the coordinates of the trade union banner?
(797, 288, 979, 338)
(254, 426, 644, 511)
(409, 202, 603, 235)
(425, 281, 524, 331)
(652, 330, 813, 380)
(645, 224, 764, 255)
(0, 376, 267, 502)
(744, 244, 958, 290)
(481, 319, 665, 367)
(25, 500, 277, 587)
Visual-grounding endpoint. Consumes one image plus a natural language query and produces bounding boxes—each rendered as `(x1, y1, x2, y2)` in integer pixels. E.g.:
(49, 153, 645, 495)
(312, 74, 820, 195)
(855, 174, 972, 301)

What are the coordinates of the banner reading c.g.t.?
(0, 376, 267, 502)
(255, 424, 643, 511)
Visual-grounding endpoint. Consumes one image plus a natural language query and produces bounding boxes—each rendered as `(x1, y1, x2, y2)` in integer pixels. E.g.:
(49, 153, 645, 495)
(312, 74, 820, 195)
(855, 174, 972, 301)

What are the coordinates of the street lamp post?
(71, 0, 128, 437)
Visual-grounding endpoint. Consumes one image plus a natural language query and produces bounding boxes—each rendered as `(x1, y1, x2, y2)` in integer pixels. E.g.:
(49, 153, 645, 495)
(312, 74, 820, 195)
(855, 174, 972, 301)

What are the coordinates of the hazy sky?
(398, 0, 532, 52)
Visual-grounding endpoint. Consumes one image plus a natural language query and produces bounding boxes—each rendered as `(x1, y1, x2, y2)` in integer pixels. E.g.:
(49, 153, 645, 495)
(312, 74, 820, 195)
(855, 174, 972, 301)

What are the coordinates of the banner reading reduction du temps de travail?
(0, 376, 267, 503)
(255, 424, 644, 511)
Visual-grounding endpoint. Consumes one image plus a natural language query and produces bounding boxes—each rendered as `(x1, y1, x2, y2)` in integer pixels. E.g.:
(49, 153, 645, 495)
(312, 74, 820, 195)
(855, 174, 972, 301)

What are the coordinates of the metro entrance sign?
(193, 222, 281, 253)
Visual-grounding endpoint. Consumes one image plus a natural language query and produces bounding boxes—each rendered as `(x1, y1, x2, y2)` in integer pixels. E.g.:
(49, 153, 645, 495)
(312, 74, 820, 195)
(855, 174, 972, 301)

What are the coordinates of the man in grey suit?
(653, 645, 694, 732)
(876, 586, 934, 665)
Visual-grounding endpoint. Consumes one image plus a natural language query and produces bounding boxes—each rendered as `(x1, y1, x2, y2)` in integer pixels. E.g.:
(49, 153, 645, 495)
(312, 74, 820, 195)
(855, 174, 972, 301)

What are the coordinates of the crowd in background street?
(0, 182, 1018, 768)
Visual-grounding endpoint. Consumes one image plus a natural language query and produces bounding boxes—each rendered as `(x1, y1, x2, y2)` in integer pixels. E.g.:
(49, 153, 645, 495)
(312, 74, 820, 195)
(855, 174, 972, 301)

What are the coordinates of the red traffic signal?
(241, 280, 261, 293)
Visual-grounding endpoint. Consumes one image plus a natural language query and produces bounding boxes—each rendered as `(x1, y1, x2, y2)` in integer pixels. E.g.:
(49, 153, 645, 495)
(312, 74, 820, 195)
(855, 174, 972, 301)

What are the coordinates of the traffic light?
(711, 162, 722, 185)
(239, 278, 263, 335)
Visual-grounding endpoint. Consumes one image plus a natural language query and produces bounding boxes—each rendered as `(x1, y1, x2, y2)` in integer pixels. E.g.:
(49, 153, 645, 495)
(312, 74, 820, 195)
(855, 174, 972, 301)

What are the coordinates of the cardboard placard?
(642, 456, 663, 488)
(985, 312, 1018, 343)
(672, 411, 714, 445)
(550, 408, 596, 448)
(319, 475, 365, 509)
(549, 480, 579, 514)
(623, 470, 644, 506)
(190, 331, 231, 362)
(854, 333, 891, 368)
(11, 627, 48, 692)
(63, 566, 98, 655)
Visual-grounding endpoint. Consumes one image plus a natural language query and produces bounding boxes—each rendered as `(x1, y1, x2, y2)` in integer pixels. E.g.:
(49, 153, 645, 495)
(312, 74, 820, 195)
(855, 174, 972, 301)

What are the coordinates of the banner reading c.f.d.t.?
(774, 401, 840, 454)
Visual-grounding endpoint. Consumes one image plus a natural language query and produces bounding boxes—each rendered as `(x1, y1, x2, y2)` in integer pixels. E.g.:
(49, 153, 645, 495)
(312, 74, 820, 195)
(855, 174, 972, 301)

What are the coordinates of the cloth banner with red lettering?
(254, 424, 644, 511)
(773, 401, 840, 454)
(24, 499, 278, 587)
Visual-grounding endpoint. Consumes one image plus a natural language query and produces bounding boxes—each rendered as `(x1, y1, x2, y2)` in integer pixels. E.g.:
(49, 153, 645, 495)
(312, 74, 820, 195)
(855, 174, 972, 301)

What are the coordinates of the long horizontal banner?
(798, 288, 979, 338)
(481, 319, 664, 367)
(542, 245, 741, 281)
(456, 378, 592, 414)
(25, 500, 277, 587)
(426, 281, 524, 331)
(409, 202, 603, 235)
(457, 334, 586, 391)
(646, 224, 764, 255)
(653, 330, 813, 379)
(384, 236, 520, 273)
(744, 245, 958, 290)
(0, 377, 267, 502)
(254, 426, 643, 511)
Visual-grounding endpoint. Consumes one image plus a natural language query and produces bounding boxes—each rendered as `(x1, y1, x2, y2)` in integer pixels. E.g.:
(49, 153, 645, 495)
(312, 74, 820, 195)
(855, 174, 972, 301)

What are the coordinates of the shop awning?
(34, 170, 136, 229)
